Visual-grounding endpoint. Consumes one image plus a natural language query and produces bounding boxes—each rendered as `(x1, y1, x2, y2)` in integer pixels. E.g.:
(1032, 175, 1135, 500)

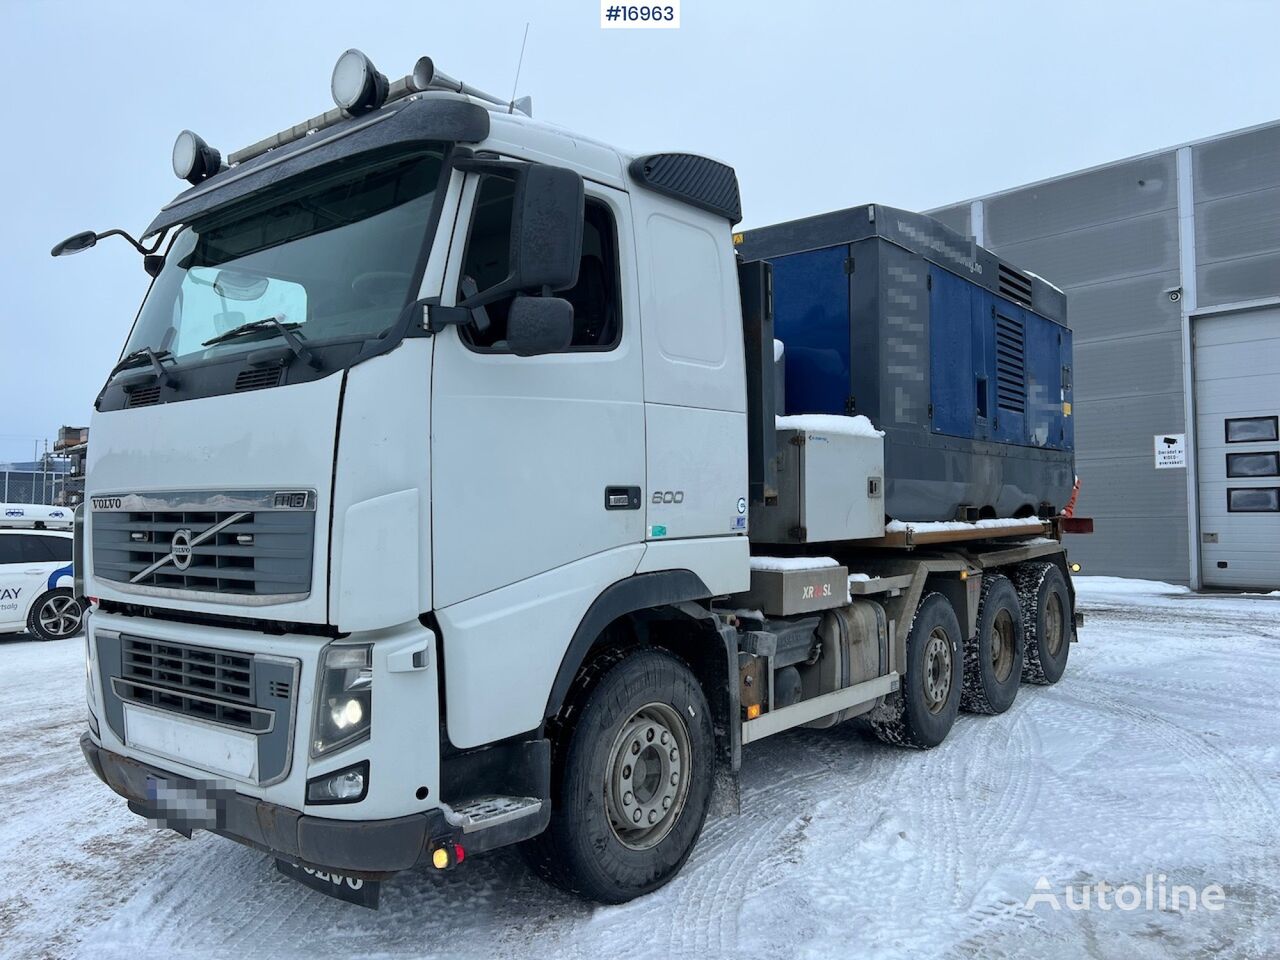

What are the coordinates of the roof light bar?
(224, 50, 528, 168)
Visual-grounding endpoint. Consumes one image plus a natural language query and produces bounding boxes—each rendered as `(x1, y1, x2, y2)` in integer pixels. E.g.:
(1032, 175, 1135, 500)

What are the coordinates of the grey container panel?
(883, 429, 1073, 522)
(983, 152, 1177, 247)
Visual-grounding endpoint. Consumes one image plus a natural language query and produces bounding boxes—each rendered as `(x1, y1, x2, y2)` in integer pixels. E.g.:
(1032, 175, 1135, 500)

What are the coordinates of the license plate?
(142, 775, 229, 832)
(275, 859, 381, 909)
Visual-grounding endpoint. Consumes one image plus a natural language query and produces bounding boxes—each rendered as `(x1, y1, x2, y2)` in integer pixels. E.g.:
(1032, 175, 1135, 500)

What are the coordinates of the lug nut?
(662, 796, 671, 810)
(669, 748, 678, 761)
(648, 810, 658, 824)
(631, 741, 640, 755)
(646, 728, 654, 742)
(633, 809, 642, 823)
(623, 791, 633, 804)
(670, 772, 679, 786)
(623, 764, 631, 779)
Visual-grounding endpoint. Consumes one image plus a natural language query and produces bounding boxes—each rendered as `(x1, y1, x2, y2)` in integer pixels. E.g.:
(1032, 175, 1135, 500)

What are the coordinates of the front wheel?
(524, 647, 714, 903)
(27, 588, 84, 641)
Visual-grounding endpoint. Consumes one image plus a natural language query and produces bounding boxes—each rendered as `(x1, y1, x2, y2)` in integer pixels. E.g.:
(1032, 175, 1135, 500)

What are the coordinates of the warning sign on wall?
(1154, 434, 1186, 469)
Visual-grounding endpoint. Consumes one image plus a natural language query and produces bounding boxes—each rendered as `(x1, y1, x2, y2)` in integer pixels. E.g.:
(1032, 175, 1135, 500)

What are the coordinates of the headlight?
(312, 644, 373, 758)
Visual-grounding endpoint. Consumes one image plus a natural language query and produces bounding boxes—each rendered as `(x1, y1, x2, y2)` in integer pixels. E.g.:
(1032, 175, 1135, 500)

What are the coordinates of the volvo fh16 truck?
(58, 50, 1088, 907)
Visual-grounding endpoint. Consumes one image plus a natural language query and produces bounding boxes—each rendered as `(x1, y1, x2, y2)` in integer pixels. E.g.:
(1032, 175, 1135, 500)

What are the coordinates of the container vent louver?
(125, 385, 162, 408)
(234, 367, 283, 392)
(997, 264, 1033, 306)
(995, 313, 1026, 413)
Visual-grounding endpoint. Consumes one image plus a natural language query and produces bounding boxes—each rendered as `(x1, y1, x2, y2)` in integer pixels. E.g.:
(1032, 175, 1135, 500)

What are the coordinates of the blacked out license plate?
(275, 858, 381, 908)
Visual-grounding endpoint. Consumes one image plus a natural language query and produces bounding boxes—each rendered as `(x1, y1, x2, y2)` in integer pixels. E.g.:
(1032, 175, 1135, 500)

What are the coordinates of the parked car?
(0, 504, 83, 641)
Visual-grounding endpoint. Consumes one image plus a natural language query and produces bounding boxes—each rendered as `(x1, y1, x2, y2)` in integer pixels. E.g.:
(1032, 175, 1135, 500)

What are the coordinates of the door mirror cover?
(505, 296, 573, 357)
(456, 159, 584, 306)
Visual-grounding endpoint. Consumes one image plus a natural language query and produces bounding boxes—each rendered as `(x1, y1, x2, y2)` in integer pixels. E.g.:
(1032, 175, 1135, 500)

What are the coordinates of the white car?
(0, 504, 83, 641)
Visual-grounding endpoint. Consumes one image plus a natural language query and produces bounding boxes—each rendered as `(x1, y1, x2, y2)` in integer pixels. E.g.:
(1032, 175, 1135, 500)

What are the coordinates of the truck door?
(429, 174, 646, 608)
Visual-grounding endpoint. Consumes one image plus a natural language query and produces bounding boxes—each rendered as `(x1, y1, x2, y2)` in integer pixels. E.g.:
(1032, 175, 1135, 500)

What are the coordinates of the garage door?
(1194, 308, 1280, 590)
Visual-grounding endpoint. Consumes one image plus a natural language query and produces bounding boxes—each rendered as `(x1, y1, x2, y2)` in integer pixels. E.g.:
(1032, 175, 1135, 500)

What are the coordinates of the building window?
(1227, 452, 1280, 478)
(1225, 416, 1279, 443)
(1227, 487, 1280, 513)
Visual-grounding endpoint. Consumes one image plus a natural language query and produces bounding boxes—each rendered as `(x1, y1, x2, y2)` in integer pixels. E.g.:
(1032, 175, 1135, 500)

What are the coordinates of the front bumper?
(82, 733, 454, 877)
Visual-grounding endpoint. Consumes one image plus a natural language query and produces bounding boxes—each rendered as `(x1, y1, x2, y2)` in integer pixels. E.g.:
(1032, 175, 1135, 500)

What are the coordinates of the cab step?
(447, 795, 544, 833)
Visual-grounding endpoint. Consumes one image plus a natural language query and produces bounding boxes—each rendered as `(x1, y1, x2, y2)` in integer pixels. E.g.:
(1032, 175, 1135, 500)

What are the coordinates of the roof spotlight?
(331, 49, 389, 116)
(172, 130, 222, 185)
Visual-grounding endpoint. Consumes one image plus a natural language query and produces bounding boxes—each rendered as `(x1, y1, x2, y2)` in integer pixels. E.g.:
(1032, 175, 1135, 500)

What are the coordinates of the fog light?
(331, 49, 388, 115)
(172, 129, 222, 185)
(1070, 562, 1082, 573)
(307, 760, 369, 805)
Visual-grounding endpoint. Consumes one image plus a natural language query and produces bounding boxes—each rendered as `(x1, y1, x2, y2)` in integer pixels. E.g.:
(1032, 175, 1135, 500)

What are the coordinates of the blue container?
(737, 204, 1074, 522)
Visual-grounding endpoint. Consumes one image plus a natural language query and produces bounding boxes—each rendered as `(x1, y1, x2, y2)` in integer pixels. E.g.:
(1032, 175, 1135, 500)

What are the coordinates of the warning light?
(746, 703, 762, 720)
(1070, 562, 1082, 573)
(431, 847, 450, 869)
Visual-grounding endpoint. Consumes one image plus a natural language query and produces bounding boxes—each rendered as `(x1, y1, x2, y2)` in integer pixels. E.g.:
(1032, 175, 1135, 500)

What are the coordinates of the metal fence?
(0, 470, 82, 506)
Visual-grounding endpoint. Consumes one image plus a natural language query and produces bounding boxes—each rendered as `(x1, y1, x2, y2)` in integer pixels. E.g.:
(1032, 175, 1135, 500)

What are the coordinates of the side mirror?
(456, 158, 584, 306)
(51, 230, 98, 257)
(505, 297, 573, 357)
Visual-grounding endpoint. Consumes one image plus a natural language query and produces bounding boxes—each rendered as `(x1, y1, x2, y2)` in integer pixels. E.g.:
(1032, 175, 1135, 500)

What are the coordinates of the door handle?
(604, 486, 642, 511)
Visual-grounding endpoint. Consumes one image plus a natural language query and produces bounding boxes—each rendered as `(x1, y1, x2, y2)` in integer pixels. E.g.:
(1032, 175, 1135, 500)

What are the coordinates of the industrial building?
(930, 120, 1280, 590)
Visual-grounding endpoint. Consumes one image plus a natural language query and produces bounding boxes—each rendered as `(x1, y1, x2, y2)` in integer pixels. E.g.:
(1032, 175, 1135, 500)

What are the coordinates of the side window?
(0, 536, 21, 565)
(460, 184, 621, 352)
(40, 537, 73, 562)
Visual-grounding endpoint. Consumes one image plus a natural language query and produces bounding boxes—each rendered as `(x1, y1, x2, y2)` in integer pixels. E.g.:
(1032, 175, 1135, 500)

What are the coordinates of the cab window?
(460, 180, 621, 352)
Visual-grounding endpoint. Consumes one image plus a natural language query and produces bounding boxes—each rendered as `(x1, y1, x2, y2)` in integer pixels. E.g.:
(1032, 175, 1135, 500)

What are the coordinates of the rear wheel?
(524, 647, 714, 903)
(961, 574, 1024, 715)
(1016, 563, 1071, 685)
(869, 592, 963, 748)
(26, 589, 83, 642)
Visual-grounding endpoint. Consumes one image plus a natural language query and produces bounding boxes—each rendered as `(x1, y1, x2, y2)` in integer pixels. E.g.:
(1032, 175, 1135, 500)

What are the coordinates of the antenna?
(508, 23, 530, 114)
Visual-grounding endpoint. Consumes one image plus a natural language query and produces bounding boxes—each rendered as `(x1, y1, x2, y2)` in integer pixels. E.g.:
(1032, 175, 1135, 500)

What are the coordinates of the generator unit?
(737, 203, 1074, 523)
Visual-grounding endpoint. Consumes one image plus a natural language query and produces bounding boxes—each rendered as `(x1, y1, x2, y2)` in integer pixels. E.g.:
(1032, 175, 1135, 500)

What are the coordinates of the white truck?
(60, 50, 1085, 907)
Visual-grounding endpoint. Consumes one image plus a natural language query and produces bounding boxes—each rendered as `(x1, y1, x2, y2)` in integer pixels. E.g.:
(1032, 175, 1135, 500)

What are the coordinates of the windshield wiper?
(109, 346, 176, 384)
(204, 314, 318, 368)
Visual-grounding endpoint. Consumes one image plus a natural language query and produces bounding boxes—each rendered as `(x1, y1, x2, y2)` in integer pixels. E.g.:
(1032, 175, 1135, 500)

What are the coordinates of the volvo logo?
(170, 529, 194, 571)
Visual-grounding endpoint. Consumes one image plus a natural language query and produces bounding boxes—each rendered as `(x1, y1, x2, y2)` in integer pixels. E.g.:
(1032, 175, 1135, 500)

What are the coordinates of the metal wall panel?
(1072, 393, 1184, 461)
(1193, 123, 1280, 200)
(991, 211, 1179, 288)
(1060, 270, 1182, 342)
(929, 203, 971, 238)
(1195, 184, 1280, 308)
(1074, 333, 1183, 401)
(984, 153, 1177, 246)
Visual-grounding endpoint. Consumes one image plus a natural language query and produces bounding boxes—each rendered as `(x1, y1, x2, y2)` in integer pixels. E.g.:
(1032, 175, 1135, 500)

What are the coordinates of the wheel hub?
(923, 628, 953, 713)
(1045, 593, 1064, 656)
(990, 609, 1016, 682)
(37, 595, 81, 639)
(605, 703, 691, 849)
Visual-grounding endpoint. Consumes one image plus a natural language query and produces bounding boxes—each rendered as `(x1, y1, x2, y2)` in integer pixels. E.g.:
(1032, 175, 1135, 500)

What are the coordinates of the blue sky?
(2, 0, 1278, 459)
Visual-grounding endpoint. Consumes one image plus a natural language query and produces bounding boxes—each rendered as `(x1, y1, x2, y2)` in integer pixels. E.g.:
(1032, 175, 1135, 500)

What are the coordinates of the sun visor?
(145, 96, 489, 237)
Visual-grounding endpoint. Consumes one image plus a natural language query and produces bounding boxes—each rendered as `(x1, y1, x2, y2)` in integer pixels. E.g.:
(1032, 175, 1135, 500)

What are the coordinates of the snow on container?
(736, 203, 1075, 523)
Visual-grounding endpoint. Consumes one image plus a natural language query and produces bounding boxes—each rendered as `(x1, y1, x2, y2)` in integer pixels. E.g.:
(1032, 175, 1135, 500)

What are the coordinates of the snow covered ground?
(2, 579, 1278, 960)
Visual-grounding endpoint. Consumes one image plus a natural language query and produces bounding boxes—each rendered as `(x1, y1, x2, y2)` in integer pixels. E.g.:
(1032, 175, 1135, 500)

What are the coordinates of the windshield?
(123, 148, 445, 364)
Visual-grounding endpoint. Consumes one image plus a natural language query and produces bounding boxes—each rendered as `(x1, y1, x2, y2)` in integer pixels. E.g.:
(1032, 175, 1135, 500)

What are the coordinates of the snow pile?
(776, 414, 884, 439)
(1073, 575, 1191, 596)
(885, 517, 1043, 534)
(750, 555, 841, 573)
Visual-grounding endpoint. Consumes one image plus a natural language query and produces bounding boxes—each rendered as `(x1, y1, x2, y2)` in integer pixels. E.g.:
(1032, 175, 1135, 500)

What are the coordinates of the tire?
(1015, 562, 1071, 685)
(523, 647, 715, 903)
(26, 588, 84, 642)
(961, 574, 1024, 715)
(869, 592, 964, 749)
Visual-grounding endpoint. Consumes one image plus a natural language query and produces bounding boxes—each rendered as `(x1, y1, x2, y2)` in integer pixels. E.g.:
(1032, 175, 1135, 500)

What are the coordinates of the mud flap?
(275, 859, 381, 909)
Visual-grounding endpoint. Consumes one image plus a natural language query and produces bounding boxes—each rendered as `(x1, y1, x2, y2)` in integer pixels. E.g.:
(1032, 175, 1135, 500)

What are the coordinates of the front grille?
(125, 385, 162, 408)
(998, 263, 1033, 306)
(995, 312, 1027, 413)
(116, 636, 266, 730)
(235, 367, 283, 392)
(91, 490, 315, 603)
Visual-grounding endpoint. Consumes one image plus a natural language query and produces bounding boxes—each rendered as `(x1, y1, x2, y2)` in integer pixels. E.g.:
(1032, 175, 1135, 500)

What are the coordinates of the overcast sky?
(3, 0, 1278, 461)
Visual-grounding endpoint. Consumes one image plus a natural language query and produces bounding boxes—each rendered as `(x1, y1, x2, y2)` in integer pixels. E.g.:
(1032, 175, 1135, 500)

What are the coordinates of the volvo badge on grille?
(171, 528, 194, 571)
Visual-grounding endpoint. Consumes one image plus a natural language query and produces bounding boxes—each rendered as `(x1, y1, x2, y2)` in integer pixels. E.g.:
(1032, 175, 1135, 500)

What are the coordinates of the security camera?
(1164, 286, 1182, 303)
